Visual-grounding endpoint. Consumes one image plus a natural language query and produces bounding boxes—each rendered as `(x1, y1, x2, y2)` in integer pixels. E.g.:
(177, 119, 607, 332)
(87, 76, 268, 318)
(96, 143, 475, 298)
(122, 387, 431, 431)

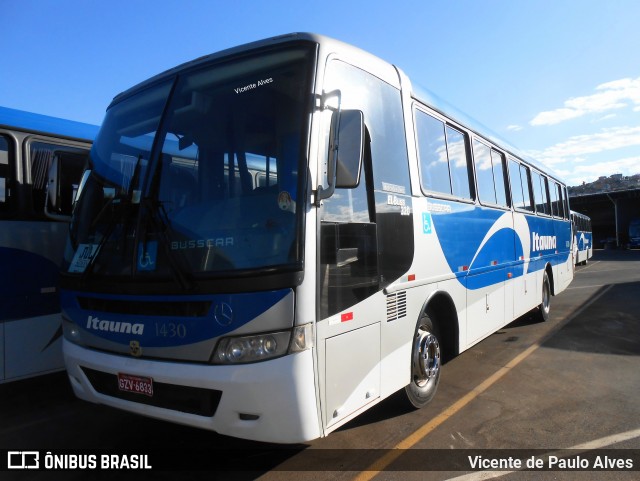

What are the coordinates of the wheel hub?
(413, 328, 441, 387)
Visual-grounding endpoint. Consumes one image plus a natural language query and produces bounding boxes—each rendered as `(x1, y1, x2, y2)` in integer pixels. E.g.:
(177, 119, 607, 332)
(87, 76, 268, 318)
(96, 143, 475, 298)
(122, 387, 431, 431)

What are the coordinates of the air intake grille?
(386, 291, 407, 321)
(77, 297, 211, 317)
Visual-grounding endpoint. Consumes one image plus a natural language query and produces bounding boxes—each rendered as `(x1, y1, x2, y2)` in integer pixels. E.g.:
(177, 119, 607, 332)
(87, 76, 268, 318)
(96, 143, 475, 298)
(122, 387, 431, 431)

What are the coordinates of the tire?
(537, 270, 551, 322)
(404, 313, 441, 408)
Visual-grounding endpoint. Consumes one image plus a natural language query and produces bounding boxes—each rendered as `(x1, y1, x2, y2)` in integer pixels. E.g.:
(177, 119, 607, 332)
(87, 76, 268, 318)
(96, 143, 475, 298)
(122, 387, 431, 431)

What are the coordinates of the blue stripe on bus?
(60, 288, 291, 347)
(576, 232, 592, 251)
(0, 247, 60, 321)
(430, 203, 571, 290)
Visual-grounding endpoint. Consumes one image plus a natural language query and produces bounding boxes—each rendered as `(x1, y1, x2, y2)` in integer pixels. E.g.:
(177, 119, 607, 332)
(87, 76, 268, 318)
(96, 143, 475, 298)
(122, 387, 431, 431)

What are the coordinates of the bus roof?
(109, 32, 400, 107)
(0, 106, 99, 142)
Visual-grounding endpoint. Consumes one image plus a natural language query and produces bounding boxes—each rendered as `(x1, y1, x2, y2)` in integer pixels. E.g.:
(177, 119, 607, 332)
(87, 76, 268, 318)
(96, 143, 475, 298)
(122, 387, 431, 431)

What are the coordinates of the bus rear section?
(571, 211, 593, 265)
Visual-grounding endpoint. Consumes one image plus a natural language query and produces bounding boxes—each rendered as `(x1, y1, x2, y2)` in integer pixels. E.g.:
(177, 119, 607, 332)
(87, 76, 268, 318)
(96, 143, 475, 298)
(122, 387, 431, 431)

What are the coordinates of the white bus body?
(60, 34, 573, 442)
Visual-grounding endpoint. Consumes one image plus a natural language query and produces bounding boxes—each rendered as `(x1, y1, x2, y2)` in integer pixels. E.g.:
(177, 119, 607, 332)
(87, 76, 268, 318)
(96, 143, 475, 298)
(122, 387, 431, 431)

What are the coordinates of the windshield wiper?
(79, 155, 144, 278)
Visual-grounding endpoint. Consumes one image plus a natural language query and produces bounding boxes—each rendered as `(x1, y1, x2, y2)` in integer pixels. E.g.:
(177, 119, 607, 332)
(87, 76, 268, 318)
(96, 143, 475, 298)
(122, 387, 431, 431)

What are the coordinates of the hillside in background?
(569, 173, 640, 196)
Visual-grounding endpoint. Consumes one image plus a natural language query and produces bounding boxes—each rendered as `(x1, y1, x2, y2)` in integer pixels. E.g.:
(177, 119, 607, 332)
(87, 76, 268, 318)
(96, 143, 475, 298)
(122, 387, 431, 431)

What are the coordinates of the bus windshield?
(66, 44, 315, 281)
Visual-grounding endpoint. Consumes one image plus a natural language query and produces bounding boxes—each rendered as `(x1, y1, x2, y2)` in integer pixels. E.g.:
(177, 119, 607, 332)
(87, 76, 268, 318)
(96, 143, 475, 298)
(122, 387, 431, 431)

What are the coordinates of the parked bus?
(571, 211, 593, 265)
(0, 106, 98, 383)
(629, 218, 640, 249)
(59, 33, 573, 442)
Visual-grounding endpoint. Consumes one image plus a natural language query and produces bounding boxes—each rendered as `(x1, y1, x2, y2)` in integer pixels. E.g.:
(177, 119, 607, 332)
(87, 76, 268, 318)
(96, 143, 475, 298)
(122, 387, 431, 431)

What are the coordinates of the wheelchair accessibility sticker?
(138, 241, 158, 271)
(422, 213, 433, 234)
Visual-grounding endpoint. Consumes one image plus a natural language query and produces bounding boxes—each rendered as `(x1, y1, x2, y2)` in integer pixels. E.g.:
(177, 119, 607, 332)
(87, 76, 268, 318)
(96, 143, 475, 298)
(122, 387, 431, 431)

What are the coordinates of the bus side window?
(491, 150, 509, 207)
(416, 110, 472, 200)
(416, 111, 450, 195)
(553, 184, 562, 218)
(474, 140, 496, 204)
(29, 141, 90, 218)
(519, 164, 534, 212)
(0, 134, 13, 215)
(532, 171, 550, 215)
(446, 126, 472, 199)
(508, 157, 534, 212)
(474, 141, 508, 207)
(508, 158, 524, 209)
(549, 181, 558, 217)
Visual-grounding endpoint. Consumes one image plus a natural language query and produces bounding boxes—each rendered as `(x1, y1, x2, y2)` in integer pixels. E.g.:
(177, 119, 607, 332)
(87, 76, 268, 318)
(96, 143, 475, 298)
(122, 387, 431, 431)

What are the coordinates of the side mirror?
(47, 156, 60, 210)
(44, 154, 88, 221)
(44, 156, 71, 221)
(317, 109, 365, 204)
(335, 109, 364, 188)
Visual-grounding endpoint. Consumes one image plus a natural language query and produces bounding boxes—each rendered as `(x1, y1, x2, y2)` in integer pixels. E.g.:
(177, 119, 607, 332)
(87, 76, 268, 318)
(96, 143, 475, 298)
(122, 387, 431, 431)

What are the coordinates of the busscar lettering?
(171, 238, 234, 250)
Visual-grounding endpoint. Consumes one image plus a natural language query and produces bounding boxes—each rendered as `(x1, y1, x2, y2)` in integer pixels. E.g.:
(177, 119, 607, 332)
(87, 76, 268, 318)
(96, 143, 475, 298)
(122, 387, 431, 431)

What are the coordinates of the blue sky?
(2, 0, 639, 186)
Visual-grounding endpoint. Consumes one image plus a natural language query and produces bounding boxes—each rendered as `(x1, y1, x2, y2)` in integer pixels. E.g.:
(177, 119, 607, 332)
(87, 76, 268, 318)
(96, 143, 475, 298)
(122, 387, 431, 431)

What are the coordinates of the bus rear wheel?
(404, 314, 441, 408)
(537, 271, 551, 322)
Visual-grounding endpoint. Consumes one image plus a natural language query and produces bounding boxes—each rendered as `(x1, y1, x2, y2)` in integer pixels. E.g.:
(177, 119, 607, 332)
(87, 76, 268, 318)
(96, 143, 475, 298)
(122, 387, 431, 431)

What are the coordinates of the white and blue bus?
(0, 106, 98, 383)
(571, 211, 593, 265)
(60, 33, 573, 443)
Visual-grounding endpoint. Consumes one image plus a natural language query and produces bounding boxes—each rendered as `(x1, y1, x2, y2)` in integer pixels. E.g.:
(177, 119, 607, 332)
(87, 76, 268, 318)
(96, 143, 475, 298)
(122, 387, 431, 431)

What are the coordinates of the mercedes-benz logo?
(214, 302, 234, 326)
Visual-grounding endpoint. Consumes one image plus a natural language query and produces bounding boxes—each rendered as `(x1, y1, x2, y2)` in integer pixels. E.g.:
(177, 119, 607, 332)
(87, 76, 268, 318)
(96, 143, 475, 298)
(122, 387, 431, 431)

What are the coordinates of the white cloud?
(526, 125, 640, 185)
(527, 126, 640, 167)
(593, 114, 617, 123)
(556, 156, 640, 185)
(506, 124, 523, 131)
(530, 76, 640, 126)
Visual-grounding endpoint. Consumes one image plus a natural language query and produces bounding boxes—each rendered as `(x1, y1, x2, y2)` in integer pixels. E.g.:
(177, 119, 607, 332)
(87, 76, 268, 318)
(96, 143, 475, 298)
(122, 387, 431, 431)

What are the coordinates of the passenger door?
(316, 59, 413, 430)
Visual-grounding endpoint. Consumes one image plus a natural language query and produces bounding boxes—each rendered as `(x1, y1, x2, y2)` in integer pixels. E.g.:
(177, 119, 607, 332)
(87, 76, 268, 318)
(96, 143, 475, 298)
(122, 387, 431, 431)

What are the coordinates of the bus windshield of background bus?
(66, 44, 314, 279)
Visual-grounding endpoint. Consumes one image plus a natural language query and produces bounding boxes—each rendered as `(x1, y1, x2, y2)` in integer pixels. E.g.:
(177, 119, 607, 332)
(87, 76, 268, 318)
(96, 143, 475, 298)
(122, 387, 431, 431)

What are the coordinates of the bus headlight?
(212, 323, 313, 364)
(62, 316, 85, 346)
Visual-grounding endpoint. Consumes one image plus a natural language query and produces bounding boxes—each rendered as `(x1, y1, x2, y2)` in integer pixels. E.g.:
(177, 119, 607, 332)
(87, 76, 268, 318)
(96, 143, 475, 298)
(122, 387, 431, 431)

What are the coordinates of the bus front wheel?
(404, 314, 441, 408)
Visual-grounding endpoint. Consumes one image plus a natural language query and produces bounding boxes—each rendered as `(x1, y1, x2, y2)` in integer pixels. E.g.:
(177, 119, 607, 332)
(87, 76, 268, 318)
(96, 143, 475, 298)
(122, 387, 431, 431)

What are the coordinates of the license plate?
(117, 373, 154, 397)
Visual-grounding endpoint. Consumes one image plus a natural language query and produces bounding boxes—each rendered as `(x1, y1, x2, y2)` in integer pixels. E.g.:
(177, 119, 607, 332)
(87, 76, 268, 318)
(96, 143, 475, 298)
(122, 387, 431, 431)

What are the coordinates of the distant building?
(569, 174, 640, 248)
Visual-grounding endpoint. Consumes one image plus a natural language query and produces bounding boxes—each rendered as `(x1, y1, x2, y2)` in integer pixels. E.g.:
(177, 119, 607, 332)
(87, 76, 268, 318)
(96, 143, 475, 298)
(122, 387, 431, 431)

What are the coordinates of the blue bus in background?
(571, 211, 593, 265)
(0, 106, 98, 383)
